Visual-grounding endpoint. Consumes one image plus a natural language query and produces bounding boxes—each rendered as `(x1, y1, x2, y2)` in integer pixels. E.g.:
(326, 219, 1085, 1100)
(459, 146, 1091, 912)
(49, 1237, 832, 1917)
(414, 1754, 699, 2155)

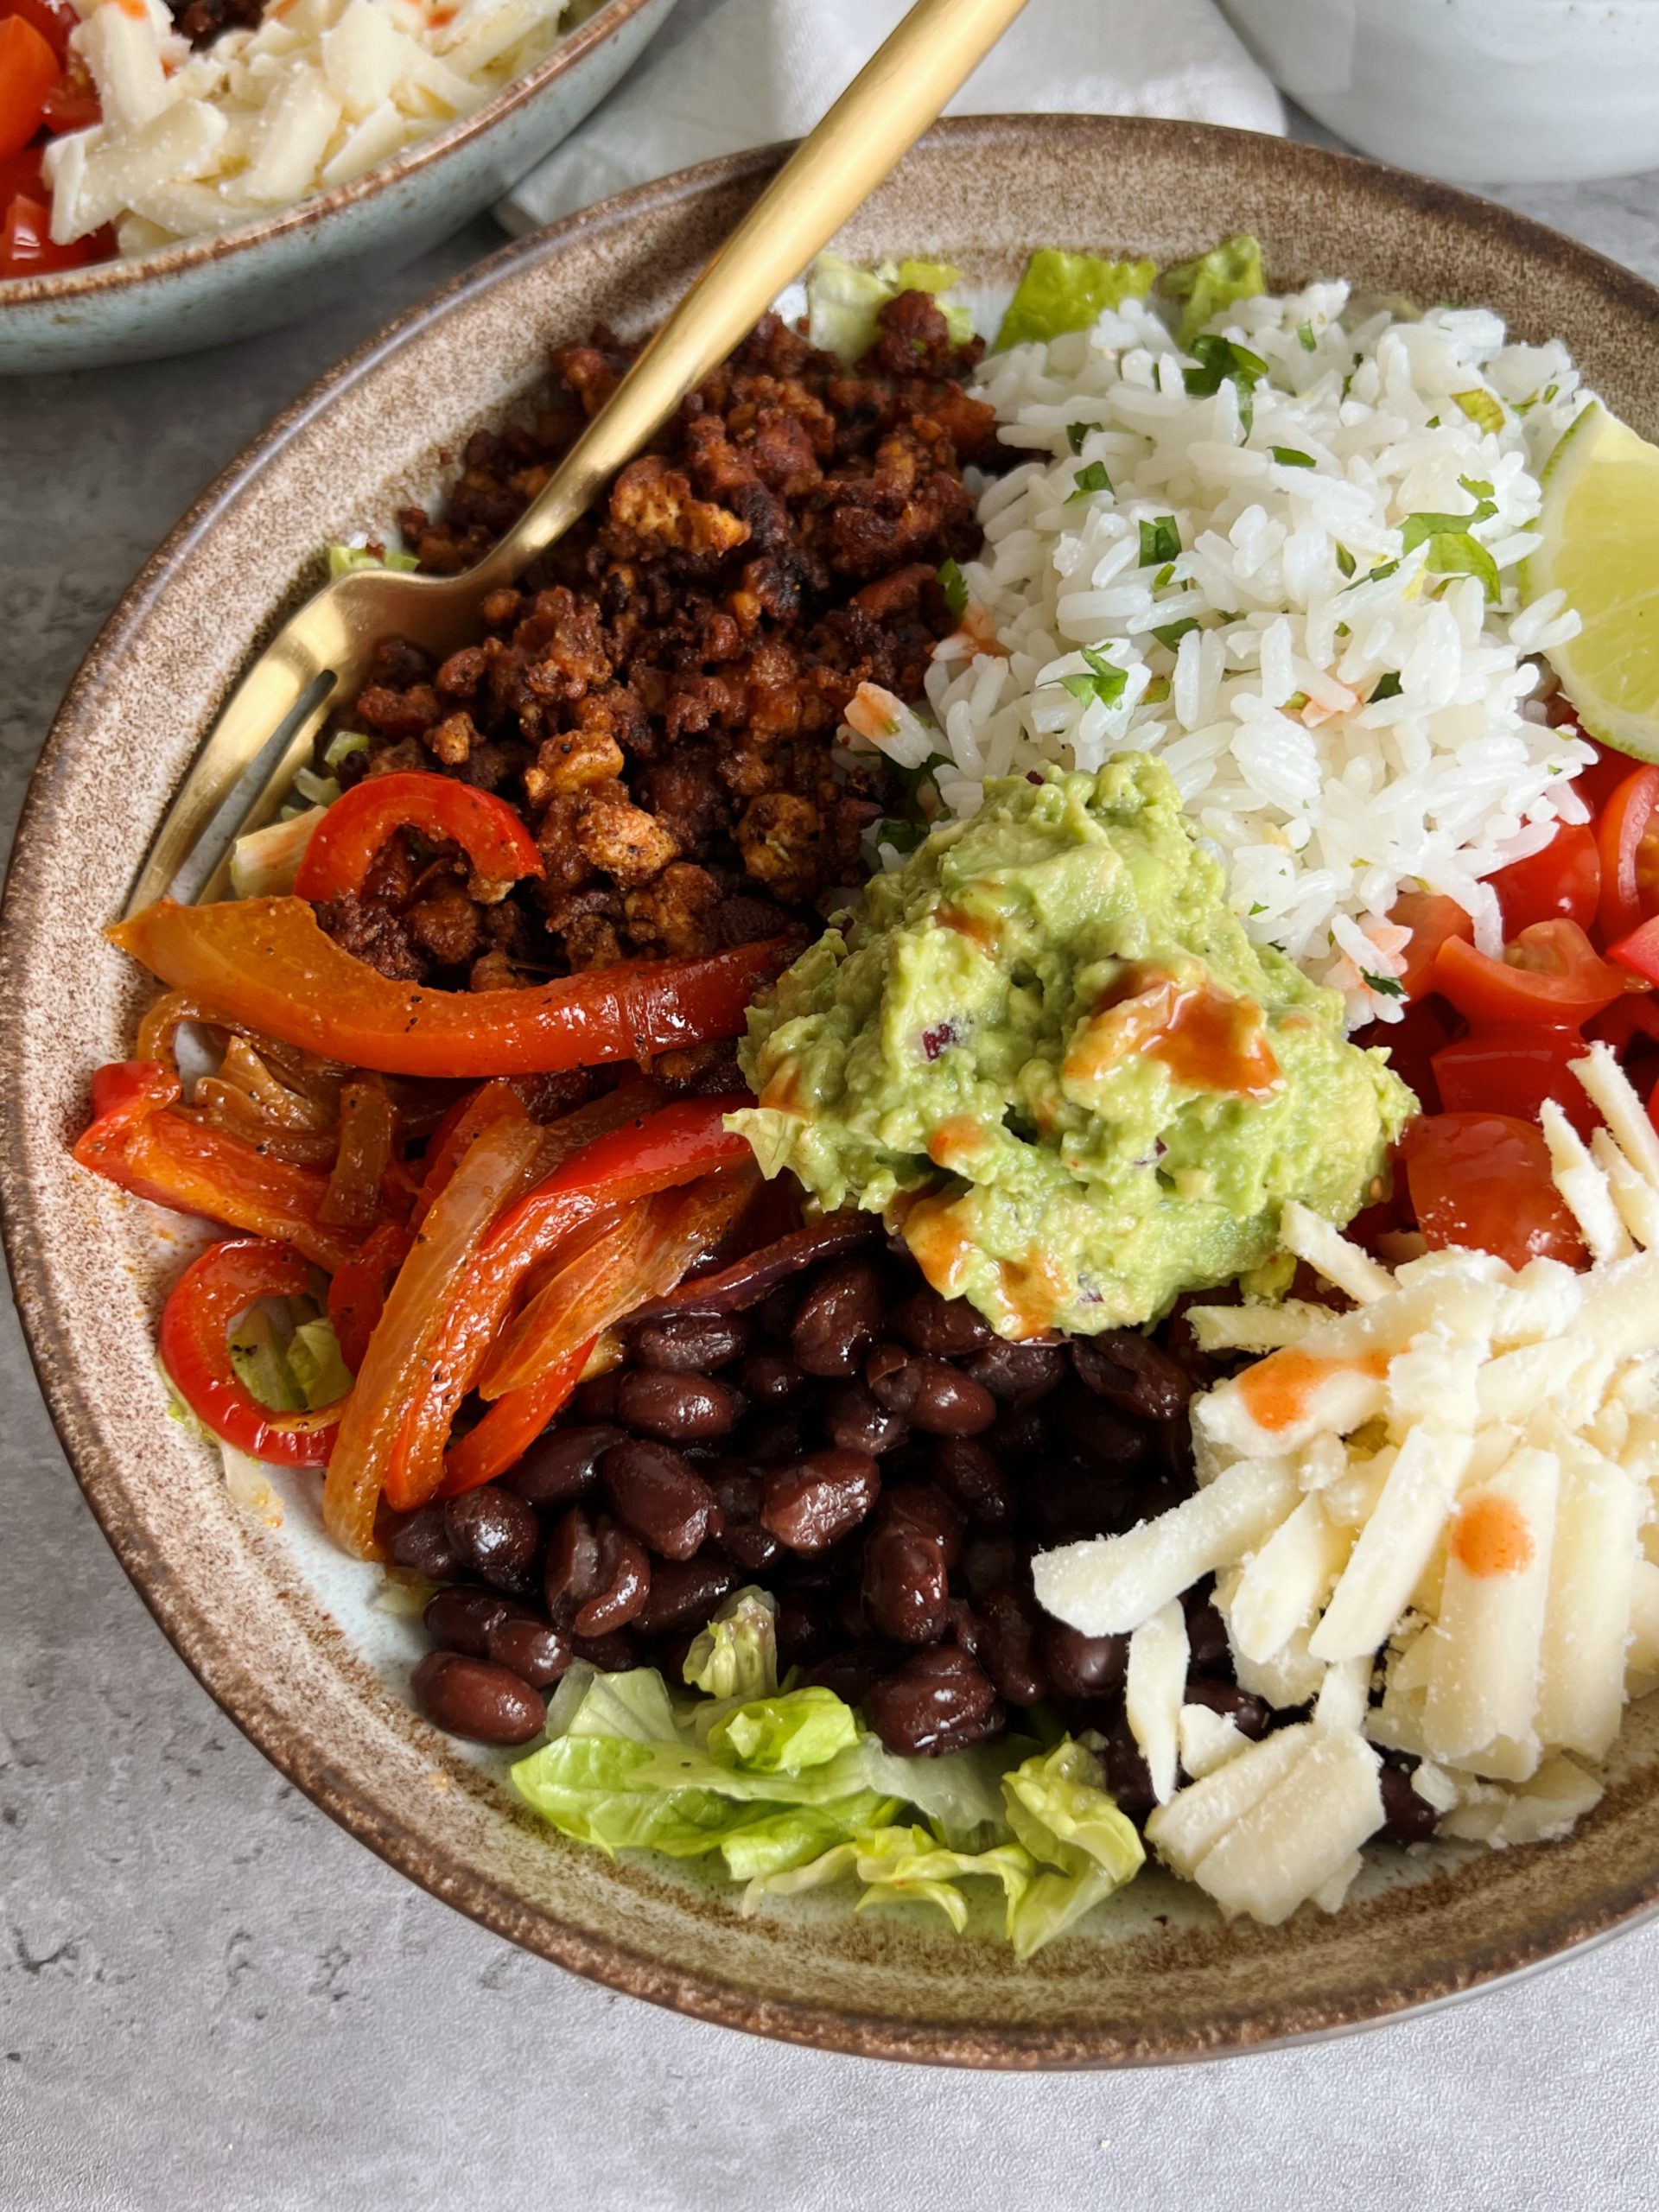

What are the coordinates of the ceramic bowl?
(1217, 0, 1659, 186)
(0, 0, 677, 376)
(10, 116, 1659, 2066)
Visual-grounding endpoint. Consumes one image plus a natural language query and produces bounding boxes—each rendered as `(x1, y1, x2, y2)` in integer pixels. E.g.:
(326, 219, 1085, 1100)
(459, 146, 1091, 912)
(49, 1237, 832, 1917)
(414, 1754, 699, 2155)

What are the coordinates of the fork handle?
(469, 0, 1029, 590)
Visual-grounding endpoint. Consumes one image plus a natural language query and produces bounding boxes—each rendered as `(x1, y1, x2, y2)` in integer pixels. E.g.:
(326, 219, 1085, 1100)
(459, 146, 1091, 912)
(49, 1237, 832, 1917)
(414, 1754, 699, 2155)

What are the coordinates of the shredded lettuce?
(995, 249, 1155, 353)
(323, 728, 370, 769)
(327, 542, 419, 578)
(1452, 388, 1505, 435)
(806, 252, 972, 365)
(288, 1315, 353, 1402)
(227, 1306, 350, 1412)
(1160, 232, 1267, 346)
(512, 1611, 1143, 1954)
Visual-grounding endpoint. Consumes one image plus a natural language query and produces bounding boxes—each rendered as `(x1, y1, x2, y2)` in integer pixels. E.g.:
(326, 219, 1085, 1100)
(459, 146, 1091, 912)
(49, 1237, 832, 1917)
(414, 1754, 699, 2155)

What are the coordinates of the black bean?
(1056, 1385, 1150, 1470)
(888, 1284, 995, 1358)
(389, 1506, 460, 1580)
(1027, 1463, 1140, 1543)
(739, 1348, 807, 1402)
(717, 1521, 784, 1573)
(706, 1468, 784, 1571)
(1182, 1678, 1268, 1738)
(1099, 1715, 1154, 1820)
(978, 1588, 1048, 1706)
(1380, 1763, 1440, 1846)
(944, 1599, 985, 1660)
(878, 1484, 964, 1569)
(791, 1259, 885, 1377)
(423, 1585, 510, 1659)
(504, 1424, 624, 1510)
(614, 1368, 741, 1443)
(964, 1338, 1069, 1402)
(776, 1590, 836, 1670)
(574, 1369, 623, 1421)
(601, 1438, 720, 1560)
(865, 1345, 996, 1436)
(443, 1485, 541, 1595)
(865, 1646, 1004, 1757)
(634, 1556, 739, 1639)
(832, 1582, 874, 1641)
(824, 1380, 910, 1456)
(1183, 1587, 1232, 1677)
(760, 1449, 880, 1554)
(758, 1282, 804, 1342)
(929, 1436, 1014, 1526)
(804, 1643, 899, 1707)
(629, 1311, 752, 1373)
(1039, 1621, 1127, 1700)
(962, 1533, 1024, 1601)
(411, 1651, 543, 1745)
(862, 1522, 950, 1645)
(571, 1629, 641, 1673)
(543, 1504, 652, 1635)
(486, 1614, 573, 1690)
(1071, 1330, 1191, 1423)
(986, 1397, 1047, 1466)
(739, 1407, 809, 1464)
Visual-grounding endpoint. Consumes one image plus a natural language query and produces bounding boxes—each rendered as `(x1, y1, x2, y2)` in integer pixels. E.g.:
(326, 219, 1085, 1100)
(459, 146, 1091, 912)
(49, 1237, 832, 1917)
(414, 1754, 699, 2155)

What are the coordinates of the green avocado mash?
(733, 759, 1415, 1339)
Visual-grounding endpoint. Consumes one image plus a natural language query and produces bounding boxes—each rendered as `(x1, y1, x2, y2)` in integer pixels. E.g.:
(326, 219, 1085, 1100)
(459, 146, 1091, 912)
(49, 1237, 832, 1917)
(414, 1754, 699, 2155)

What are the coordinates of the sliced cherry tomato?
(159, 1238, 346, 1467)
(1598, 766, 1659, 944)
(1351, 995, 1457, 1116)
(36, 74, 100, 133)
(111, 896, 789, 1077)
(1609, 912, 1659, 988)
(1489, 823, 1600, 937)
(4, 0, 79, 55)
(1586, 995, 1659, 1057)
(0, 16, 58, 161)
(293, 771, 544, 904)
(1431, 1025, 1596, 1140)
(0, 143, 45, 211)
(1389, 891, 1474, 1001)
(1433, 919, 1634, 1028)
(1563, 715, 1647, 816)
(1402, 1112, 1586, 1271)
(0, 193, 111, 277)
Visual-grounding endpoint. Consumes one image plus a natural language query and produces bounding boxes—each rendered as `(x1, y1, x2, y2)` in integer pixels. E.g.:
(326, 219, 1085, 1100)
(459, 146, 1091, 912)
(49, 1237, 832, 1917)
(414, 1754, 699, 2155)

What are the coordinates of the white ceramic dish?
(0, 0, 677, 376)
(1218, 0, 1659, 185)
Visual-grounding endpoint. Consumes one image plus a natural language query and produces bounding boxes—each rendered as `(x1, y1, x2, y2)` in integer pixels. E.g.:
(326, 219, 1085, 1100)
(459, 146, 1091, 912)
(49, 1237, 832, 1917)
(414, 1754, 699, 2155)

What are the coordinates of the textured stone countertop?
(8, 147, 1659, 2212)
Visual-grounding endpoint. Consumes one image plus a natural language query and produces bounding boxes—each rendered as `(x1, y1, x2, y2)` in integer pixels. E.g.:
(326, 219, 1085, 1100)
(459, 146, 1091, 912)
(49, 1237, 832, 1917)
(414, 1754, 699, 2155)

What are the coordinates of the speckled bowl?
(10, 117, 1659, 2065)
(0, 0, 677, 375)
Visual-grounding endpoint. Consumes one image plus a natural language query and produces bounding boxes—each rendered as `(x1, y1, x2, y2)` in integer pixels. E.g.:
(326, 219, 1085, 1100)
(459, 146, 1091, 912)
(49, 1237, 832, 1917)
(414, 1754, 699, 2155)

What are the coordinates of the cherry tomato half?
(1489, 823, 1600, 937)
(0, 192, 110, 278)
(1433, 919, 1634, 1028)
(1401, 1112, 1586, 1271)
(1389, 891, 1474, 1001)
(1431, 1025, 1596, 1140)
(3, 0, 79, 56)
(1352, 995, 1456, 1116)
(0, 15, 58, 162)
(1596, 766, 1659, 944)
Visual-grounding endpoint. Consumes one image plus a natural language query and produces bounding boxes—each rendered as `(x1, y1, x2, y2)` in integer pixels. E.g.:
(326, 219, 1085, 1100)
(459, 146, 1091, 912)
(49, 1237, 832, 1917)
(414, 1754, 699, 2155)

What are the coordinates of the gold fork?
(126, 0, 1029, 918)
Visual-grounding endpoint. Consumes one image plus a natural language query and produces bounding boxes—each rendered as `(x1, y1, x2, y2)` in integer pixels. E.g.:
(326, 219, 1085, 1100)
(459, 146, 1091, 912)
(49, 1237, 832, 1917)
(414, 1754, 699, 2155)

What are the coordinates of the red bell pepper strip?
(319, 1075, 396, 1230)
(73, 1061, 365, 1272)
(109, 897, 789, 1077)
(0, 16, 58, 162)
(326, 1220, 413, 1372)
(386, 1093, 748, 1505)
(414, 1078, 538, 1224)
(1596, 766, 1659, 944)
(293, 772, 544, 904)
(159, 1239, 346, 1468)
(439, 1338, 596, 1497)
(1432, 920, 1635, 1029)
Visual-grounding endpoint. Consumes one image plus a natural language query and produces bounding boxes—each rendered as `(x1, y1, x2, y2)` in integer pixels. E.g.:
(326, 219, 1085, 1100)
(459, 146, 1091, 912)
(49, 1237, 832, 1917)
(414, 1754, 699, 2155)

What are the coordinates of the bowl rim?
(0, 0, 666, 308)
(10, 111, 1659, 2066)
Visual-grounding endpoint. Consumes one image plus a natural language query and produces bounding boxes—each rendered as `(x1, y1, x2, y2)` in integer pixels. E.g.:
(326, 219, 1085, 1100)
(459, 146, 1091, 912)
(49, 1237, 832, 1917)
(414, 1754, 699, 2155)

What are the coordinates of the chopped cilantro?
(1335, 544, 1357, 578)
(1058, 645, 1128, 709)
(1370, 671, 1403, 701)
(1297, 321, 1317, 353)
(1182, 333, 1268, 435)
(1139, 515, 1181, 567)
(1142, 675, 1171, 704)
(1154, 562, 1176, 589)
(937, 557, 968, 619)
(1067, 421, 1100, 454)
(1270, 445, 1316, 468)
(1362, 971, 1406, 999)
(1152, 618, 1199, 652)
(1452, 389, 1505, 435)
(1067, 459, 1113, 502)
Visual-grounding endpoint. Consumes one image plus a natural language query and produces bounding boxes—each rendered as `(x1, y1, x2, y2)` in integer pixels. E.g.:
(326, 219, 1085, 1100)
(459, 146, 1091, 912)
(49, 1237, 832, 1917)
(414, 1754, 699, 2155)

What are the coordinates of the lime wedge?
(1524, 401, 1659, 760)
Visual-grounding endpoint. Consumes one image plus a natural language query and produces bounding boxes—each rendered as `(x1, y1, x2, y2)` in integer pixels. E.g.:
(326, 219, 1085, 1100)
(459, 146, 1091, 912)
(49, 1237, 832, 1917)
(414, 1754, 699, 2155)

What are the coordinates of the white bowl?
(0, 0, 678, 376)
(1218, 0, 1659, 185)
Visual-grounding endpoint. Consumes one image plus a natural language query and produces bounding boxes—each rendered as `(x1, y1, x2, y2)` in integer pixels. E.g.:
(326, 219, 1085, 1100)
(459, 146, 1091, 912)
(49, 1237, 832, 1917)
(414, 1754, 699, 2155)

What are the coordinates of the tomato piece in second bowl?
(1401, 1111, 1586, 1272)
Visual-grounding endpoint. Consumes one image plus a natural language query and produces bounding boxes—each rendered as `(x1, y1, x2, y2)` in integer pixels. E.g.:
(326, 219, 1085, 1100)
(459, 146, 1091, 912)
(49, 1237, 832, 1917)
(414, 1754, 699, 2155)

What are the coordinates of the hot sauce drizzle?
(1236, 1347, 1390, 1434)
(1450, 1493, 1535, 1579)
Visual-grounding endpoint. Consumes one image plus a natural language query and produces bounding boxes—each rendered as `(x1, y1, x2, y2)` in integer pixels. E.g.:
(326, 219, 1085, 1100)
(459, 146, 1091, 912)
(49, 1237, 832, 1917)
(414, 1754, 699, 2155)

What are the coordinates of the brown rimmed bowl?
(9, 115, 1659, 2067)
(0, 0, 678, 375)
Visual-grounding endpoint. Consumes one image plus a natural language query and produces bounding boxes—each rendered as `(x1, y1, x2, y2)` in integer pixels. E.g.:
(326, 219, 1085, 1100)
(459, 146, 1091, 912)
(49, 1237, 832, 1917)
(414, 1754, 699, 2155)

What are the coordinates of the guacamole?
(733, 758, 1415, 1339)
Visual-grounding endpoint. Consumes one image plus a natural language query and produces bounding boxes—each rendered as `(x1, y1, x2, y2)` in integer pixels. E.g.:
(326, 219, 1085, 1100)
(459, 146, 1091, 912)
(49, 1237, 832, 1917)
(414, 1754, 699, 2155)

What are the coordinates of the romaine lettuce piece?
(226, 1305, 305, 1413)
(287, 1315, 352, 1405)
(707, 1687, 859, 1774)
(1160, 232, 1267, 346)
(683, 1586, 778, 1701)
(994, 249, 1156, 352)
(806, 251, 972, 364)
(1001, 1738, 1146, 1959)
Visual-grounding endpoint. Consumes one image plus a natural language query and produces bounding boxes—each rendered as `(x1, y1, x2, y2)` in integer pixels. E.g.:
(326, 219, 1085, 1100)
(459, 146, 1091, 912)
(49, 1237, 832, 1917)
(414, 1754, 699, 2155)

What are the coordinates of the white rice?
(852, 281, 1597, 1026)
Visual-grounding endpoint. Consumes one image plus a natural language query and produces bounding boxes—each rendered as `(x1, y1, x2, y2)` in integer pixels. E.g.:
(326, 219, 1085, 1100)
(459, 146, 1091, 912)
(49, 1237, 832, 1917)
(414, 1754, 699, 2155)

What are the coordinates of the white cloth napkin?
(496, 0, 1284, 235)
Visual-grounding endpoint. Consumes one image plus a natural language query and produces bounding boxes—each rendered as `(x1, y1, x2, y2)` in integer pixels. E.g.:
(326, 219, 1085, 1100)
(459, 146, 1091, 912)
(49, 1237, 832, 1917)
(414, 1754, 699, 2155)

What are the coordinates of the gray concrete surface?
(10, 162, 1659, 2212)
